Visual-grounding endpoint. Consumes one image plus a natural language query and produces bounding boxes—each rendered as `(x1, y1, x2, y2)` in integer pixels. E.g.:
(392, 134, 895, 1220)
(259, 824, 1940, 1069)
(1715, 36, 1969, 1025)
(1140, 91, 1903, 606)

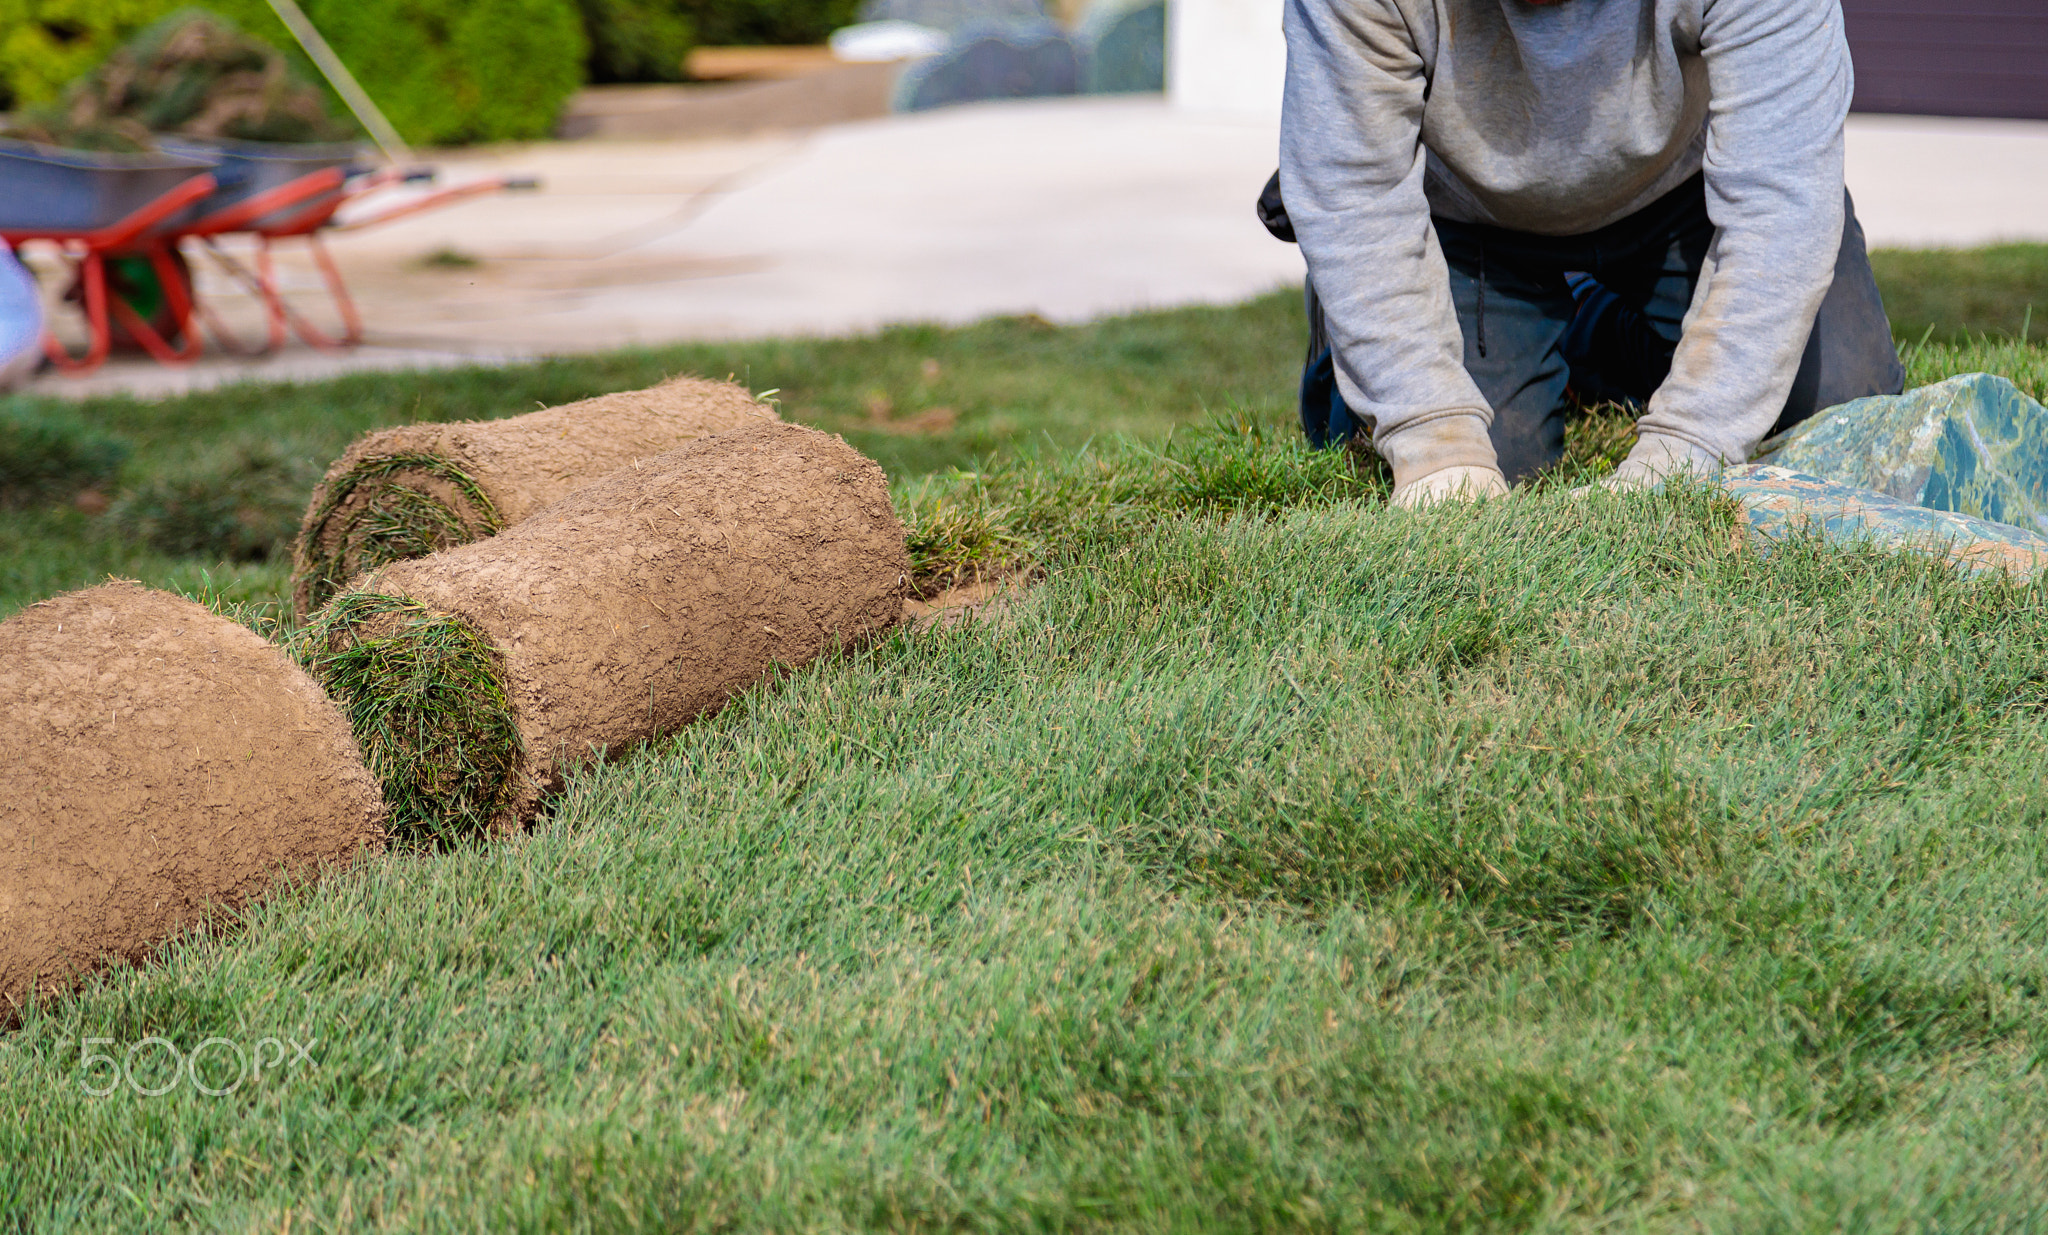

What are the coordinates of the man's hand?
(1599, 433, 1725, 492)
(1390, 464, 1511, 509)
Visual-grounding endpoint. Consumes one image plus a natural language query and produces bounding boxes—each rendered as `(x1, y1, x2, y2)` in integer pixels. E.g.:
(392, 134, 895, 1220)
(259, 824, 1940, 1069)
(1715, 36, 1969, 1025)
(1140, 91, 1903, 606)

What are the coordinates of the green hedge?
(678, 0, 860, 49)
(0, 0, 167, 110)
(0, 0, 867, 136)
(0, 0, 587, 144)
(578, 0, 693, 84)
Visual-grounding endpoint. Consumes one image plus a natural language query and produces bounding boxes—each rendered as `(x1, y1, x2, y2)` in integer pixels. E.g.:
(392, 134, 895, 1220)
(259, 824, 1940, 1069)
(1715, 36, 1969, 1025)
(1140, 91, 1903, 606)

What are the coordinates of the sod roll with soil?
(291, 375, 777, 617)
(297, 420, 910, 837)
(0, 582, 386, 1020)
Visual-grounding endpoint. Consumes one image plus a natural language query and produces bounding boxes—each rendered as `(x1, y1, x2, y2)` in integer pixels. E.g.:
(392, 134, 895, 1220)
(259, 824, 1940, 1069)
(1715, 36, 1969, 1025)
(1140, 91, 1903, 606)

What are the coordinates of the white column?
(1167, 0, 1288, 116)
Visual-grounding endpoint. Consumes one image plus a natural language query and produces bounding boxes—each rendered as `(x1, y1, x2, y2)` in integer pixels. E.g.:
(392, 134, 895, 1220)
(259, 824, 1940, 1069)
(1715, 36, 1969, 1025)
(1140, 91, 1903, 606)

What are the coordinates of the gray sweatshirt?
(1279, 0, 1852, 487)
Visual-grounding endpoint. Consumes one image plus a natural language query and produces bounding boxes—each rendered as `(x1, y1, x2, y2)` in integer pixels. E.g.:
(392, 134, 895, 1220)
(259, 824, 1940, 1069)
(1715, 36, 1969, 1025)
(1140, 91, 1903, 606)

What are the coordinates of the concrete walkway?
(25, 98, 2048, 399)
(1844, 114, 2048, 249)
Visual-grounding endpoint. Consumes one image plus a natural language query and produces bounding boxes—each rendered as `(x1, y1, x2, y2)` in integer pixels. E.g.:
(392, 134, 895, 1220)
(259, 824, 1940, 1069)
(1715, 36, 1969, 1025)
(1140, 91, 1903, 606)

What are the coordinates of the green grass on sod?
(3, 267, 2048, 1228)
(290, 592, 524, 845)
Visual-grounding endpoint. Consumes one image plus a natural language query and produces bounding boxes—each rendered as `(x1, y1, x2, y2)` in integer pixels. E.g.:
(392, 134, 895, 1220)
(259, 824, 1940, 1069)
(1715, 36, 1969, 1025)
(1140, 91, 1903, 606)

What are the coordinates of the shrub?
(6, 10, 350, 150)
(0, 0, 588, 145)
(216, 0, 588, 145)
(0, 404, 129, 507)
(678, 0, 859, 48)
(577, 0, 693, 83)
(0, 0, 165, 110)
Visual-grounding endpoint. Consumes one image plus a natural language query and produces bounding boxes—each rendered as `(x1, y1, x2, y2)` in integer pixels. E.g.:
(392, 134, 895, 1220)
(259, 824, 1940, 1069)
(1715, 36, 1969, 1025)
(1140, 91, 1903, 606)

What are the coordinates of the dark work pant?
(1299, 173, 1906, 484)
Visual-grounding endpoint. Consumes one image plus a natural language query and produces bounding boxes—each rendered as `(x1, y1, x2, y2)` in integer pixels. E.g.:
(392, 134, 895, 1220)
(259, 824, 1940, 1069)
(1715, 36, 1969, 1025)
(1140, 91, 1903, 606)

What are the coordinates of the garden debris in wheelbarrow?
(2, 10, 353, 154)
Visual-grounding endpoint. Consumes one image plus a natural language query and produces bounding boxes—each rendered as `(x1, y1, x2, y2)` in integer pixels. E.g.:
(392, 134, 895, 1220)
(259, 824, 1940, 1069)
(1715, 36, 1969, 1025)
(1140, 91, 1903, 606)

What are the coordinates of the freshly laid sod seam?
(291, 590, 522, 845)
(899, 415, 1389, 593)
(897, 408, 1632, 593)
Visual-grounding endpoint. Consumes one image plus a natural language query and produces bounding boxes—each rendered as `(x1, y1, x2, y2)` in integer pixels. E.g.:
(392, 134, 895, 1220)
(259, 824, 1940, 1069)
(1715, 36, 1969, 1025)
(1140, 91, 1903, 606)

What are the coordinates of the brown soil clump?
(291, 375, 777, 617)
(0, 583, 385, 1022)
(901, 575, 1033, 630)
(324, 420, 909, 832)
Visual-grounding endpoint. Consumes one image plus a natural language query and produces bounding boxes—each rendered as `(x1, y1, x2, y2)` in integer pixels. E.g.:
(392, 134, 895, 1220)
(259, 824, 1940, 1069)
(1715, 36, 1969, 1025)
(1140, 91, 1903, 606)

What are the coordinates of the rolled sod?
(297, 420, 910, 837)
(290, 375, 777, 618)
(0, 583, 386, 1020)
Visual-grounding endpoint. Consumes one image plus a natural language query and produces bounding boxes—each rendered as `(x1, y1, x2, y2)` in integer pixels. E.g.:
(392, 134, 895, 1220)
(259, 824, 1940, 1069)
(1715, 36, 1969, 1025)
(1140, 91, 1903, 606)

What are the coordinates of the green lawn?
(3, 246, 2044, 619)
(1871, 243, 2048, 346)
(5, 252, 2048, 1230)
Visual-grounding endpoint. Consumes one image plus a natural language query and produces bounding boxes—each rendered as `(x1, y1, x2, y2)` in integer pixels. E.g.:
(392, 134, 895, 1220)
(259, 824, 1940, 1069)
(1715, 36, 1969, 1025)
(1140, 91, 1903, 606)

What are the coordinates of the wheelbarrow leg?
(245, 234, 359, 353)
(295, 232, 363, 349)
(251, 239, 297, 352)
(41, 248, 113, 374)
(253, 239, 291, 353)
(195, 236, 288, 356)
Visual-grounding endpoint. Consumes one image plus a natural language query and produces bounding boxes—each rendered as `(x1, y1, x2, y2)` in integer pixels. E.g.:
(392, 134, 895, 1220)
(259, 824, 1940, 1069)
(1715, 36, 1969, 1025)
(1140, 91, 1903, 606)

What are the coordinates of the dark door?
(1841, 0, 2048, 120)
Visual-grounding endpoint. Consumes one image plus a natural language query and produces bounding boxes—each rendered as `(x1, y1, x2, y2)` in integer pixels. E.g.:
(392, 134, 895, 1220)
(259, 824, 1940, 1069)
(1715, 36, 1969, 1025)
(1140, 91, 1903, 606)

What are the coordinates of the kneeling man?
(1279, 0, 1903, 506)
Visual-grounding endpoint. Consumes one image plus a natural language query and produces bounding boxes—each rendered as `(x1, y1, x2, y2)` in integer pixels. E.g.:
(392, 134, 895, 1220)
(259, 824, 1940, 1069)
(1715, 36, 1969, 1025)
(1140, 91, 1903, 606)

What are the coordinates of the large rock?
(1720, 463, 2048, 579)
(858, 0, 1046, 34)
(1080, 0, 1165, 94)
(893, 20, 1082, 111)
(1758, 373, 2048, 536)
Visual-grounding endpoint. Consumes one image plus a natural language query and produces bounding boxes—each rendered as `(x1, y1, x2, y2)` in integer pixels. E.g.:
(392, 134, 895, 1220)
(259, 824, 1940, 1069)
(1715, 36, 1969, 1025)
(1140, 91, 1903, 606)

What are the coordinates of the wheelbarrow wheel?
(66, 251, 194, 351)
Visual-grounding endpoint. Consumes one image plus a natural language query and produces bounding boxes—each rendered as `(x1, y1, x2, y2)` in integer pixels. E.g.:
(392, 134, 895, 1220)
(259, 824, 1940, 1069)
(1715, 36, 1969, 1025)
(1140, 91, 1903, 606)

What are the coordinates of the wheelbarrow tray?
(158, 138, 366, 229)
(0, 139, 219, 234)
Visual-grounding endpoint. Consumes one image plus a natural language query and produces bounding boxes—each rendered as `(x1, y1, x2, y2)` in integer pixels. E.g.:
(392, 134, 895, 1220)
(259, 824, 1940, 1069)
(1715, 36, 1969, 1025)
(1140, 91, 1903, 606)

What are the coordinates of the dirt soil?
(292, 375, 777, 616)
(361, 420, 909, 829)
(901, 576, 1033, 630)
(0, 583, 385, 1022)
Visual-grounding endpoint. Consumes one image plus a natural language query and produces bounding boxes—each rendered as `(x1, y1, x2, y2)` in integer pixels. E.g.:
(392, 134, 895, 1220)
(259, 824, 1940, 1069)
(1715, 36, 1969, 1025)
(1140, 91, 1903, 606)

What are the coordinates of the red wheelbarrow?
(0, 139, 218, 373)
(0, 137, 534, 375)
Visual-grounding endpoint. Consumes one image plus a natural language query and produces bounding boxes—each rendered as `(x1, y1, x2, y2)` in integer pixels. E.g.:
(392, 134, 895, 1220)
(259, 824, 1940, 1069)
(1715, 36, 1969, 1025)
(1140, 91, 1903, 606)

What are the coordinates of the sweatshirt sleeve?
(1278, 0, 1499, 488)
(1634, 0, 1851, 463)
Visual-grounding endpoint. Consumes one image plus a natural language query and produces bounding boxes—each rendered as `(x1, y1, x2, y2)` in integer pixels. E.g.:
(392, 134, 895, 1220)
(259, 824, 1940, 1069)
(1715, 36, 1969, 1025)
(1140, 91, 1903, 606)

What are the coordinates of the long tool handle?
(263, 0, 414, 163)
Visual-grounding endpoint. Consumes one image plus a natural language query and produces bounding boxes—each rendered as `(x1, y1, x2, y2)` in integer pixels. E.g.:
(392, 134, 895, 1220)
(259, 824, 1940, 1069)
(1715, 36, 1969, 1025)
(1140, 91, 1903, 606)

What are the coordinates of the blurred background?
(0, 0, 2042, 399)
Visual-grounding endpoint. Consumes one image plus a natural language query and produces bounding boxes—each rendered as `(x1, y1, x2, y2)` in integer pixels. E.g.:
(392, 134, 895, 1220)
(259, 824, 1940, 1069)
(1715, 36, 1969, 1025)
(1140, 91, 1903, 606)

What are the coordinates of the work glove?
(1390, 464, 1511, 510)
(1381, 414, 1509, 510)
(1598, 432, 1725, 493)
